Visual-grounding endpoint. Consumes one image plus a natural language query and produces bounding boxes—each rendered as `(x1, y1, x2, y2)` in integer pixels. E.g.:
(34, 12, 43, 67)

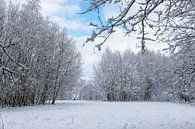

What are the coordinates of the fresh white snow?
(0, 101, 195, 129)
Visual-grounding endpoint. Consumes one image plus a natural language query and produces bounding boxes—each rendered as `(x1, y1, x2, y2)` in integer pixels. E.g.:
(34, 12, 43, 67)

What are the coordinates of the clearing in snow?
(0, 101, 195, 129)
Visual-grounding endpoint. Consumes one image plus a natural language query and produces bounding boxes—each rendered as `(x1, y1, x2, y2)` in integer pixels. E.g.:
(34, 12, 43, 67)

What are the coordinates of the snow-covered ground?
(0, 101, 195, 129)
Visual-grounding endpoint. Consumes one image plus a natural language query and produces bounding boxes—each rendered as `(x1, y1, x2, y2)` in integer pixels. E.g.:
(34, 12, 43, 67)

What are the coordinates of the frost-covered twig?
(81, 0, 195, 53)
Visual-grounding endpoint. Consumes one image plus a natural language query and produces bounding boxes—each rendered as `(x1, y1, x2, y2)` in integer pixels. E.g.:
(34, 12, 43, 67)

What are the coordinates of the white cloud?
(40, 0, 92, 32)
(41, 0, 80, 17)
(47, 15, 90, 31)
(103, 4, 119, 19)
(75, 25, 168, 79)
(102, 3, 168, 52)
(9, 0, 168, 80)
(75, 28, 140, 79)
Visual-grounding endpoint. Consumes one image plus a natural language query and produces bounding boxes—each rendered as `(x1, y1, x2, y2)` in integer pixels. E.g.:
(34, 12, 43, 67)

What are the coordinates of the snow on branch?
(81, 0, 195, 53)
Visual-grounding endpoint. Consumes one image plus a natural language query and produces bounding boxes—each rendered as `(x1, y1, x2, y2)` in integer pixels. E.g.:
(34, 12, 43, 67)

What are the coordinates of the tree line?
(0, 0, 81, 107)
(78, 47, 195, 102)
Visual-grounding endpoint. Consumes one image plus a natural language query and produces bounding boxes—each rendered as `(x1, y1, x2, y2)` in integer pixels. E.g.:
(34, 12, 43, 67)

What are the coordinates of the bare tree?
(81, 0, 195, 53)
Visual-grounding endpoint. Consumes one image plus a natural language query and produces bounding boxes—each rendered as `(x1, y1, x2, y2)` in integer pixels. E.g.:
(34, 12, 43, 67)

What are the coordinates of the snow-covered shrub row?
(93, 48, 195, 102)
(0, 0, 81, 107)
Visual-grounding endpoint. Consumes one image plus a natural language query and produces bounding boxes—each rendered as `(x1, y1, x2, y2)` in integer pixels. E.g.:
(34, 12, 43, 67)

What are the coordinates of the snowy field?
(0, 101, 195, 129)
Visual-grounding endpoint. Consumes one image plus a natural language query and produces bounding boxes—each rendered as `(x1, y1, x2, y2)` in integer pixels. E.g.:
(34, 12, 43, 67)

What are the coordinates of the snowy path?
(0, 101, 195, 129)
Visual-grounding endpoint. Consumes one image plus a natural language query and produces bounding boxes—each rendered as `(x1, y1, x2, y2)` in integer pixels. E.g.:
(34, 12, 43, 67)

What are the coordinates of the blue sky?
(39, 0, 109, 80)
(12, 0, 167, 80)
(66, 1, 106, 37)
(39, 0, 167, 80)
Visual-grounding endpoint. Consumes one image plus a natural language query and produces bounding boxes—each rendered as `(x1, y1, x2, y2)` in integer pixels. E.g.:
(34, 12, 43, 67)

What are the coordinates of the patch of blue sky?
(67, 1, 106, 37)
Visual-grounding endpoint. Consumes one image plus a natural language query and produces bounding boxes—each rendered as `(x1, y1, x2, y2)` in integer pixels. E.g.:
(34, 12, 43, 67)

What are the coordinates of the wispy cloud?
(9, 0, 168, 80)
(41, 0, 80, 17)
(40, 0, 92, 34)
(74, 28, 141, 79)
